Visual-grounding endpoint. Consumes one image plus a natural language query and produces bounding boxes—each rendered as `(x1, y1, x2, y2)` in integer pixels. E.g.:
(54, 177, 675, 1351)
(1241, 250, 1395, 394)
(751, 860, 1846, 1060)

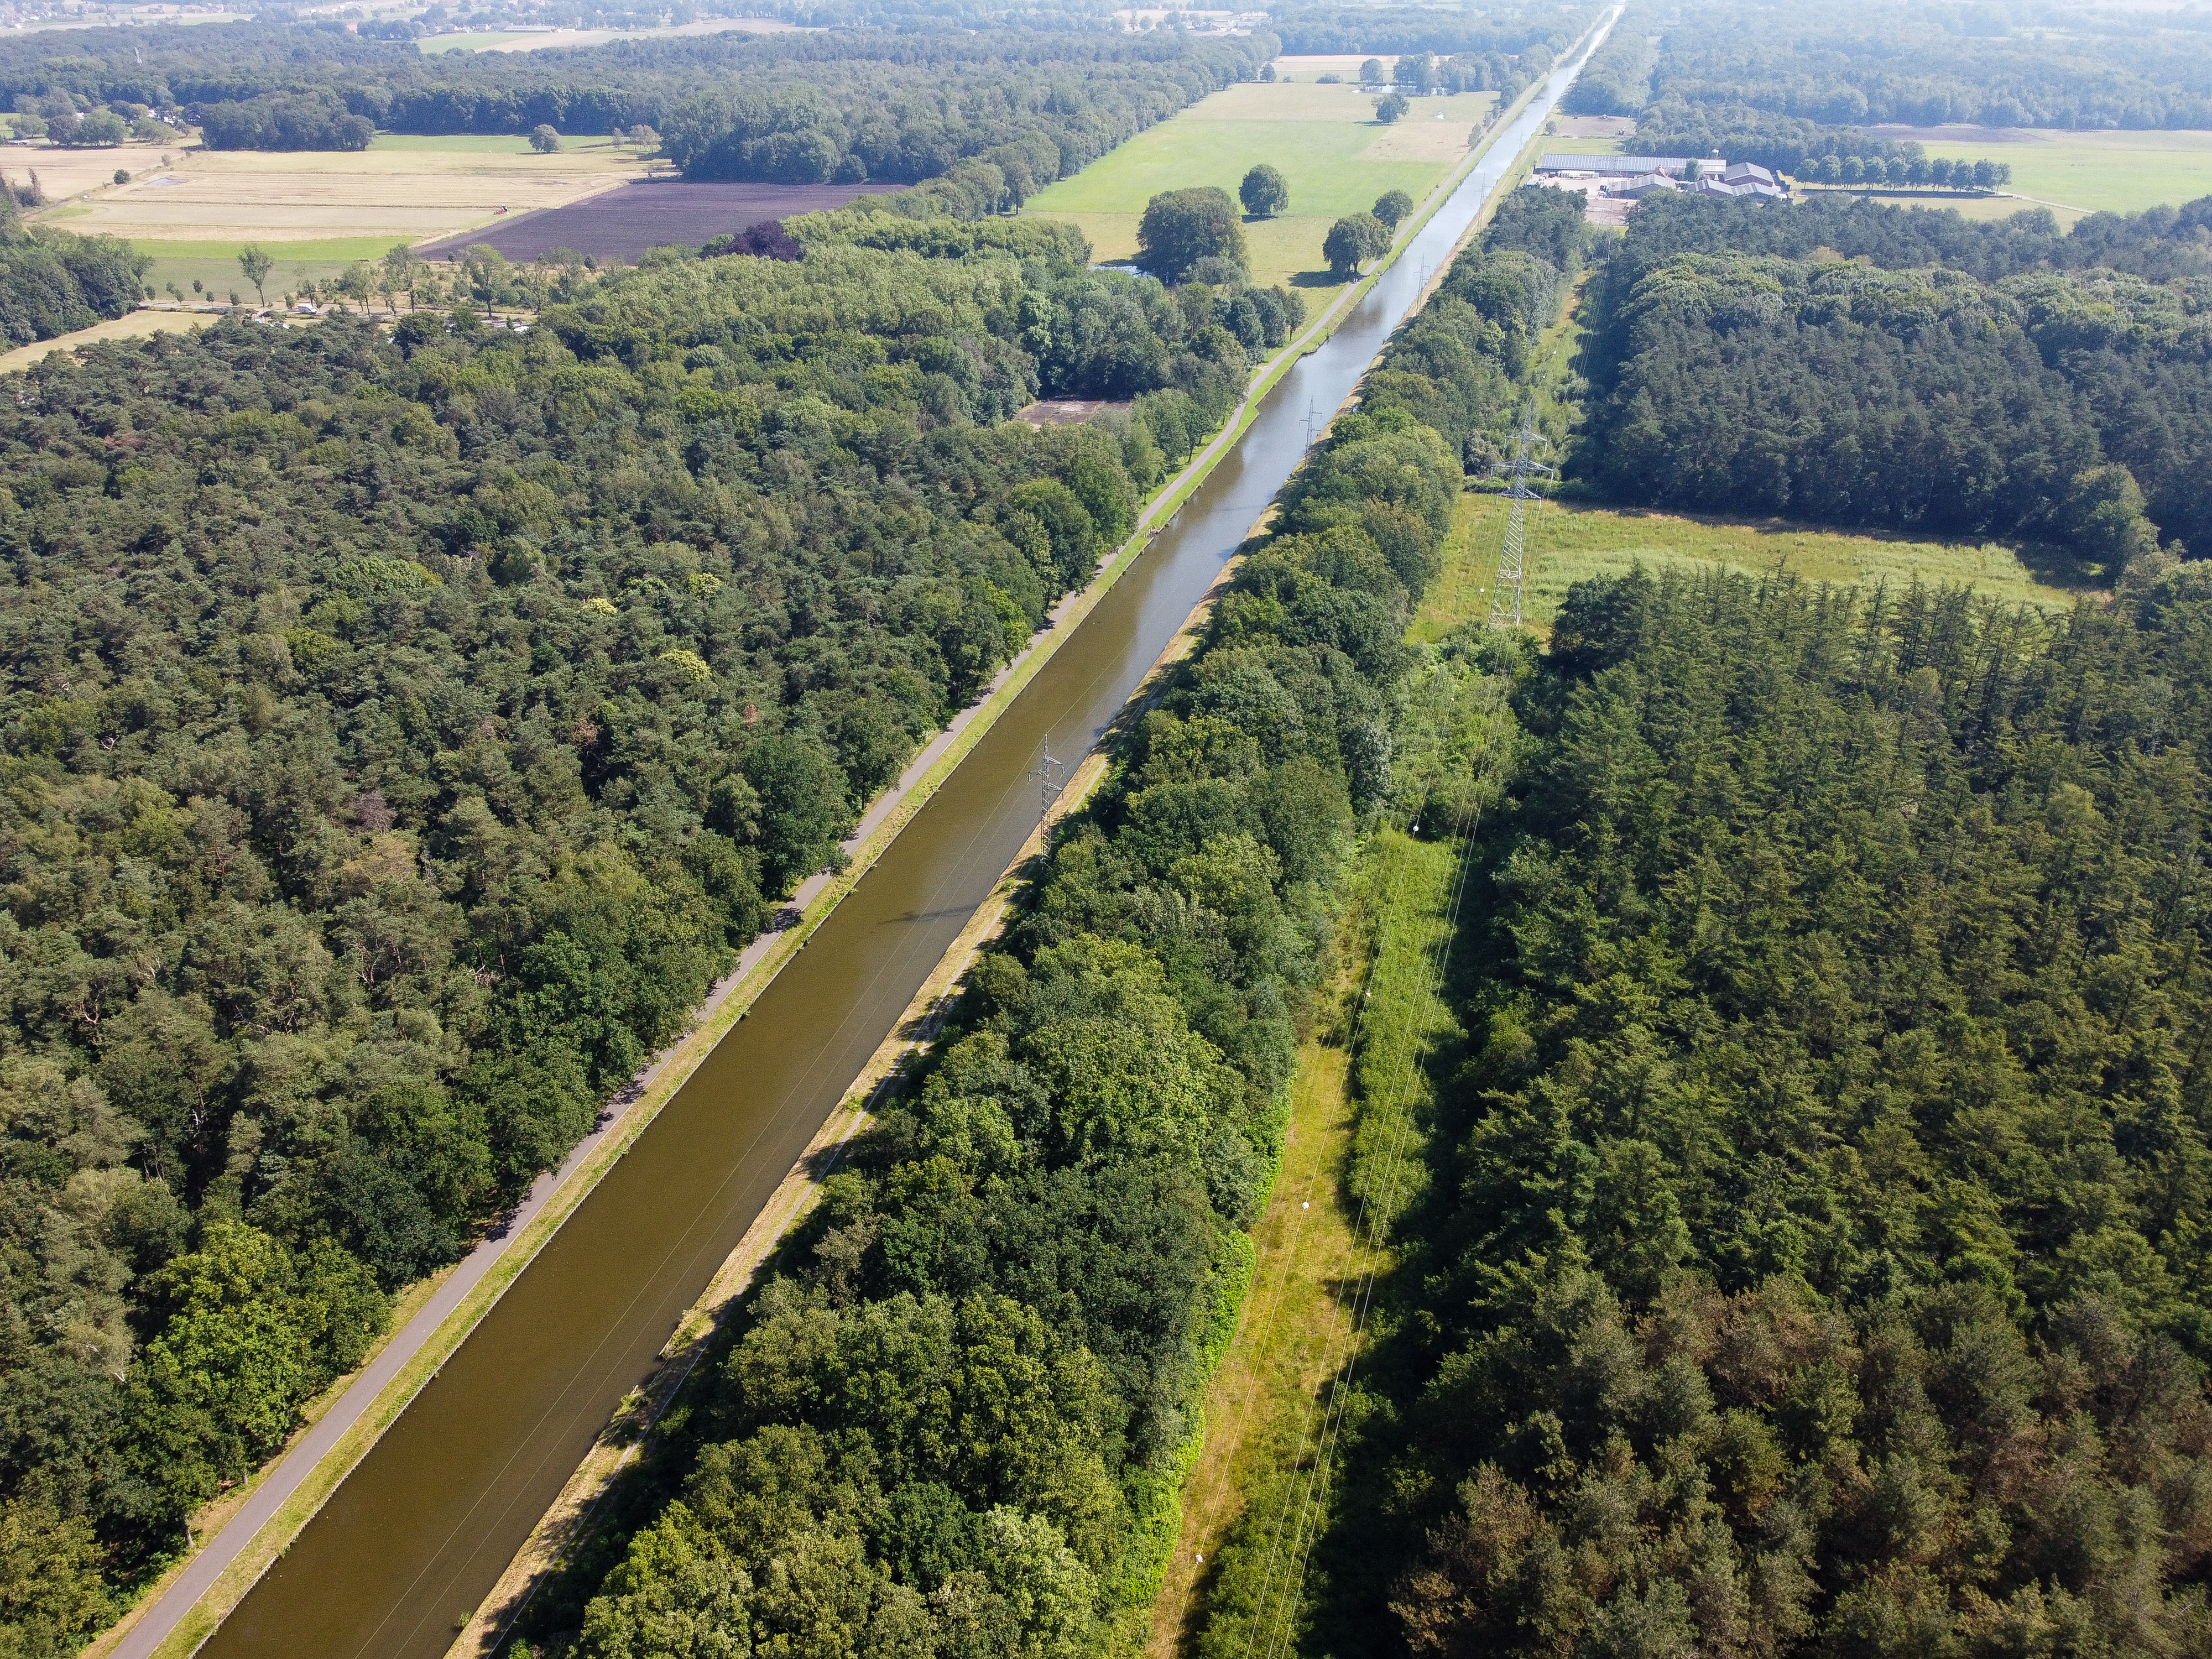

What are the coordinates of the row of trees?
(0, 197, 1295, 1652)
(1631, 93, 2009, 185)
(1800, 152, 2011, 190)
(192, 88, 374, 151)
(1572, 191, 2212, 571)
(1317, 563, 2212, 1656)
(525, 133, 1558, 1659)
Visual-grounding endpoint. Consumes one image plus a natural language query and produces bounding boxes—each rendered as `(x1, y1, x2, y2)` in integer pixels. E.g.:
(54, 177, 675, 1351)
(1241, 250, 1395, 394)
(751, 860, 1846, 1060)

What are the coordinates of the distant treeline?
(0, 201, 1312, 1653)
(500, 171, 1583, 1659)
(655, 34, 1269, 189)
(1566, 4, 2020, 179)
(1268, 0, 1594, 59)
(1565, 1, 2212, 187)
(1571, 191, 2212, 573)
(0, 22, 1267, 183)
(1319, 562, 2212, 1656)
(1561, 8, 1652, 117)
(1655, 0, 2212, 130)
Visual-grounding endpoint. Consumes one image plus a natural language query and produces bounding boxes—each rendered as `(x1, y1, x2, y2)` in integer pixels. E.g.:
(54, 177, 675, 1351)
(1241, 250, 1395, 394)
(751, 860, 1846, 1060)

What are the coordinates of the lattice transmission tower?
(1486, 404, 1555, 632)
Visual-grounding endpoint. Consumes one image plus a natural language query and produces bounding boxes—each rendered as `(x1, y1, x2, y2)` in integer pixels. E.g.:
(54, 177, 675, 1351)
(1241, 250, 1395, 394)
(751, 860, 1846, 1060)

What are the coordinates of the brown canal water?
(199, 24, 1614, 1658)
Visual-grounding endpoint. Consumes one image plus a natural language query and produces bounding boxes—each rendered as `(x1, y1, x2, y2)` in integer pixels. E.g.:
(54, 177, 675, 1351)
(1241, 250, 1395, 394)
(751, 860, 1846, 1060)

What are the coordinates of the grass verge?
(1160, 828, 1459, 1659)
(1423, 494, 2094, 638)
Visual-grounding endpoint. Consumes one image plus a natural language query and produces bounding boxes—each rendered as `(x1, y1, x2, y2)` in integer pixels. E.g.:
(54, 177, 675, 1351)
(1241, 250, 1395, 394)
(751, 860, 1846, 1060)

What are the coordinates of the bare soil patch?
(418, 179, 896, 263)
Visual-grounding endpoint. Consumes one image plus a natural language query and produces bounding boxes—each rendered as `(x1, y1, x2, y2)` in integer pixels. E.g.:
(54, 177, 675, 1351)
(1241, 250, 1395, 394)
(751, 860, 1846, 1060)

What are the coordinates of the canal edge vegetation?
(493, 173, 1608, 1659)
(91, 85, 1573, 1658)
(449, 56, 1608, 1655)
(479, 32, 1610, 1659)
(455, 740, 1120, 1656)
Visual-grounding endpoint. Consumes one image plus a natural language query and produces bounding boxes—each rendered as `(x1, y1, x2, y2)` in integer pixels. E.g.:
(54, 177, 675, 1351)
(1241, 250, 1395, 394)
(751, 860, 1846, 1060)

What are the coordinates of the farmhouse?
(1535, 152, 1788, 204)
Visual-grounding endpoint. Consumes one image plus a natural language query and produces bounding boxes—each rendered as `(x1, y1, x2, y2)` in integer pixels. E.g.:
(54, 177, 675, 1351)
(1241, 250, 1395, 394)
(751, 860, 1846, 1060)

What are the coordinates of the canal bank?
(114, 15, 1618, 1658)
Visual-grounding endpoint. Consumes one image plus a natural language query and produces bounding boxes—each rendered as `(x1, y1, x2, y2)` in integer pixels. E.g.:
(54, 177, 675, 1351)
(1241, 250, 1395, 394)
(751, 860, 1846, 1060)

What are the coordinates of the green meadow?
(129, 238, 403, 301)
(1421, 494, 2095, 637)
(1915, 127, 2212, 217)
(1025, 80, 1496, 293)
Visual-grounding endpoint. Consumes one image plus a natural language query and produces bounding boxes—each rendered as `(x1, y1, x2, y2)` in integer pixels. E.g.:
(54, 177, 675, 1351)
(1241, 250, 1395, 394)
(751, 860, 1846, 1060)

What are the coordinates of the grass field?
(1538, 114, 2212, 224)
(1150, 827, 1455, 1659)
(1025, 79, 1496, 294)
(1425, 495, 2094, 635)
(1915, 127, 2212, 217)
(28, 132, 645, 291)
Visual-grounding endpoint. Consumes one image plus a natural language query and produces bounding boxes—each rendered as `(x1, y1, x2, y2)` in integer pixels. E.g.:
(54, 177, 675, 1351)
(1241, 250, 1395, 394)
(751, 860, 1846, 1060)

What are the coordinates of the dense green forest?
(1317, 563, 2212, 1657)
(507, 179, 1579, 1659)
(1572, 191, 2212, 575)
(1269, 1, 1593, 62)
(0, 20, 1267, 182)
(1568, 1, 2212, 181)
(0, 190, 143, 348)
(1651, 0, 2212, 131)
(0, 188, 1318, 1654)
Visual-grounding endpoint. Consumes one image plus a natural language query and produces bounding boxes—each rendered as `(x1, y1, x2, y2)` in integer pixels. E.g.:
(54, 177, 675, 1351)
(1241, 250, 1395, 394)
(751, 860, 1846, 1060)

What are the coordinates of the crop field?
(1024, 78, 1496, 294)
(1421, 494, 2095, 636)
(419, 179, 895, 263)
(28, 131, 647, 291)
(0, 307, 215, 374)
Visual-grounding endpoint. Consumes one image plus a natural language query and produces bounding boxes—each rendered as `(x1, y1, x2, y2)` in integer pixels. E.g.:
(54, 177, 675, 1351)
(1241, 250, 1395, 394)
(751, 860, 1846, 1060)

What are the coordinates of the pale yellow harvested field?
(1275, 53, 1386, 79)
(0, 308, 217, 374)
(1364, 99, 1495, 161)
(0, 141, 185, 204)
(31, 137, 645, 246)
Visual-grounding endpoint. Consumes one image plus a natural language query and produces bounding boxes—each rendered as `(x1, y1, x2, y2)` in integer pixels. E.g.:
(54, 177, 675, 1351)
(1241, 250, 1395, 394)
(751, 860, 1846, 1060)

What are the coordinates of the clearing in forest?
(1024, 78, 1498, 295)
(1423, 495, 2096, 637)
(1151, 826, 1462, 1657)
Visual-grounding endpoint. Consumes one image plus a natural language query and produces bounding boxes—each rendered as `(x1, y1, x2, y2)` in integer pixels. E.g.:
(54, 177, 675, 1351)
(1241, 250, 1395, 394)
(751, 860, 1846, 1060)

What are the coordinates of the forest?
(0, 187, 1313, 1654)
(0, 190, 143, 348)
(0, 20, 1269, 185)
(1572, 192, 2212, 576)
(1565, 1, 2212, 183)
(1649, 0, 2212, 131)
(1268, 1, 1593, 62)
(500, 185, 1578, 1659)
(1318, 562, 2212, 1657)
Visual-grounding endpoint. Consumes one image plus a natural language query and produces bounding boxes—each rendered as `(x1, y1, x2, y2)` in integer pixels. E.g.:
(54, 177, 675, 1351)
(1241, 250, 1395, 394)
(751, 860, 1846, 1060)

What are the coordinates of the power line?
(1027, 736, 1064, 815)
(1486, 401, 1555, 632)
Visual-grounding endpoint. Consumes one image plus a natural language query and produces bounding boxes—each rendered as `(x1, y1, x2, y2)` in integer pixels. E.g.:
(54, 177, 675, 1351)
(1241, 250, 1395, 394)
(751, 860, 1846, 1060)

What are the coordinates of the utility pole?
(1029, 737, 1065, 815)
(1487, 403, 1556, 632)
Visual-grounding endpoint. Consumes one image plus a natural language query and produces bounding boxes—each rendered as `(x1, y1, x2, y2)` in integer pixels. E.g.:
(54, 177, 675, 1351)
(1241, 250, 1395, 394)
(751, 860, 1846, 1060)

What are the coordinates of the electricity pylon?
(1487, 405, 1556, 632)
(1030, 737, 1065, 814)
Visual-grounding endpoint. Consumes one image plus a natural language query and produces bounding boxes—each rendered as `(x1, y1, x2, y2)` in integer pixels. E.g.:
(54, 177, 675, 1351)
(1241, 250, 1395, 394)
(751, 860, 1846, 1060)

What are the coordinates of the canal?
(199, 19, 1615, 1657)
